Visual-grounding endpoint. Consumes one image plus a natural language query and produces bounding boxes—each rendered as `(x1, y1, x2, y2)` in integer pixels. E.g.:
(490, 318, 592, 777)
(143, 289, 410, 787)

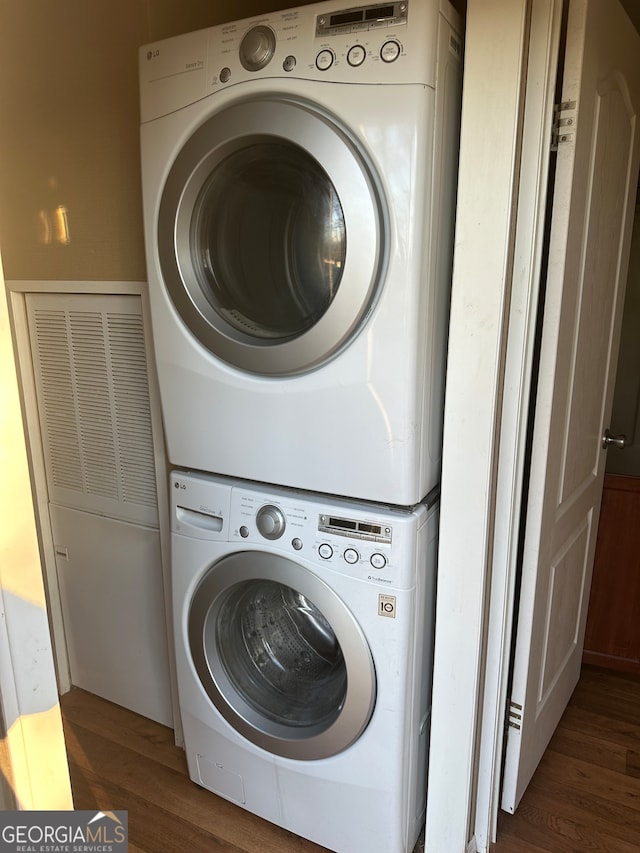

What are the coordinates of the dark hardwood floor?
(60, 664, 640, 853)
(493, 665, 640, 852)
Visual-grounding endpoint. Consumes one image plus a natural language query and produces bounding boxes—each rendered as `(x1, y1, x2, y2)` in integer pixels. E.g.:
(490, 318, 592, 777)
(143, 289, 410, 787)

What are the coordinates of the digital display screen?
(330, 517, 357, 530)
(364, 5, 395, 20)
(320, 513, 391, 541)
(330, 10, 364, 25)
(359, 522, 381, 534)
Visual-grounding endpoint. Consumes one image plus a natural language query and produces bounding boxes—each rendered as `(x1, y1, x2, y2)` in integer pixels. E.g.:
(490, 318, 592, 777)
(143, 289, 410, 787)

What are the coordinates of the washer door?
(158, 95, 386, 376)
(188, 551, 376, 760)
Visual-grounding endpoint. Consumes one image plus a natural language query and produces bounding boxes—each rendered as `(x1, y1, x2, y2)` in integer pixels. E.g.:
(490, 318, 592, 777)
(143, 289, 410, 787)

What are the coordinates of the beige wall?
(0, 0, 309, 283)
(0, 0, 470, 283)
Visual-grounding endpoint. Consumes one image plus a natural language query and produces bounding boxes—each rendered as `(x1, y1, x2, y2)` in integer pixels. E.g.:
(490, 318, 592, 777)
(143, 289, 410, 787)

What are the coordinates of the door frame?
(425, 0, 564, 850)
(0, 0, 578, 843)
(0, 256, 73, 810)
(475, 0, 565, 841)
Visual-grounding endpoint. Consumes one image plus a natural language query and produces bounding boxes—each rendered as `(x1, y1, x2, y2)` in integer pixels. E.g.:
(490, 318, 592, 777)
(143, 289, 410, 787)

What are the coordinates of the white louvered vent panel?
(31, 309, 84, 492)
(26, 293, 159, 527)
(107, 312, 158, 509)
(69, 311, 119, 500)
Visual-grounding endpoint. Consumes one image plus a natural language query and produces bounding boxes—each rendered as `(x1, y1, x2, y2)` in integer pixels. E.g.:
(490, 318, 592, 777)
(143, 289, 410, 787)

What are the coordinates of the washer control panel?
(170, 471, 431, 589)
(235, 492, 395, 578)
(232, 487, 407, 587)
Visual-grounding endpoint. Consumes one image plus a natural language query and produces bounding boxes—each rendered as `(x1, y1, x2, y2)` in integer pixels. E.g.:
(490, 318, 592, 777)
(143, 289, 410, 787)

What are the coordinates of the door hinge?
(506, 699, 523, 731)
(551, 100, 577, 151)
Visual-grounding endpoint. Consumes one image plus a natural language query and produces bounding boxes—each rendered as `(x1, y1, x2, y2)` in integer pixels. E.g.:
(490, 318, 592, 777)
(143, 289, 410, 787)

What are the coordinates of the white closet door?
(25, 290, 173, 726)
(502, 0, 640, 812)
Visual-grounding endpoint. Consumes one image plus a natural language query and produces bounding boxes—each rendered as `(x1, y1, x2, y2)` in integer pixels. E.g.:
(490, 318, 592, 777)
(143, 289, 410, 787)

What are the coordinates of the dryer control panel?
(139, 0, 463, 122)
(207, 0, 421, 89)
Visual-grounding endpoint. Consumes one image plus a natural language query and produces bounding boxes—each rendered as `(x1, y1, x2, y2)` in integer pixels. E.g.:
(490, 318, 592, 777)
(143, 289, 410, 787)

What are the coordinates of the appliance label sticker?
(378, 594, 396, 618)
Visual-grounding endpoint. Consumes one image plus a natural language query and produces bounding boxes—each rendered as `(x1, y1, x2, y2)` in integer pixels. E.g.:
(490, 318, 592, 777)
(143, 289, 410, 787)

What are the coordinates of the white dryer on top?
(139, 0, 462, 505)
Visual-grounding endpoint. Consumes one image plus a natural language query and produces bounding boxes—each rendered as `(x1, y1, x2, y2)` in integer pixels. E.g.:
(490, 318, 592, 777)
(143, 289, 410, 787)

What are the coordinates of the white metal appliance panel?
(140, 0, 461, 505)
(170, 471, 438, 853)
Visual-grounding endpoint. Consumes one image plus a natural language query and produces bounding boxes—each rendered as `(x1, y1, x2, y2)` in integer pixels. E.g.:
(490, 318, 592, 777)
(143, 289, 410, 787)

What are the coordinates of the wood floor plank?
(61, 666, 640, 853)
(62, 707, 329, 853)
(627, 749, 640, 779)
(68, 761, 243, 853)
(492, 827, 553, 853)
(555, 703, 640, 752)
(492, 666, 640, 852)
(524, 775, 640, 847)
(528, 750, 640, 814)
(62, 688, 185, 773)
(571, 669, 640, 725)
(546, 724, 628, 774)
(496, 802, 640, 853)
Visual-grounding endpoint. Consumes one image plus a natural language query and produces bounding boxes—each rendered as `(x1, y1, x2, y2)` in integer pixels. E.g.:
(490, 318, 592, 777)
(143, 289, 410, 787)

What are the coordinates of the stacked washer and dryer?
(139, 2, 461, 851)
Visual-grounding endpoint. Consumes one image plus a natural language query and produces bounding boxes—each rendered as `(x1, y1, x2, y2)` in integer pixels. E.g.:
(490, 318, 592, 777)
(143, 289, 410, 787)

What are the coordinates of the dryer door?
(188, 550, 376, 760)
(158, 95, 386, 376)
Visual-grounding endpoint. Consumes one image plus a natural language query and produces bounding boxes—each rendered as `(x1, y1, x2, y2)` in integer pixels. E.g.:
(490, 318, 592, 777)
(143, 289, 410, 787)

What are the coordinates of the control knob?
(239, 25, 276, 71)
(256, 504, 286, 540)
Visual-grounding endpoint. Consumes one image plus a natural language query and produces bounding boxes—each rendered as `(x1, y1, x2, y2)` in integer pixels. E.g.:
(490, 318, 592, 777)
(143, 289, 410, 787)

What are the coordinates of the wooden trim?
(583, 471, 640, 672)
(582, 650, 640, 676)
(602, 472, 640, 494)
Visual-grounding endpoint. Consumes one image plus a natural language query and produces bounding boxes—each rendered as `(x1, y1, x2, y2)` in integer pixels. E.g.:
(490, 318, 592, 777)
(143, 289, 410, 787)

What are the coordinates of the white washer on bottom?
(171, 471, 439, 853)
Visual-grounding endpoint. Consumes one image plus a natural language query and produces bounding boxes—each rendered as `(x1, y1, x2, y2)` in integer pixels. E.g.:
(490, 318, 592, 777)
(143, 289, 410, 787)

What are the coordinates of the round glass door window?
(191, 141, 346, 340)
(188, 552, 376, 760)
(216, 580, 346, 727)
(158, 96, 386, 376)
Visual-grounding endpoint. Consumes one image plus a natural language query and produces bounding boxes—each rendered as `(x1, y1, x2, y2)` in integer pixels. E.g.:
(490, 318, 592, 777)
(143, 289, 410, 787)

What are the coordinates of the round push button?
(380, 40, 401, 63)
(316, 49, 335, 71)
(319, 543, 333, 559)
(344, 548, 359, 565)
(347, 45, 366, 67)
(370, 553, 387, 570)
